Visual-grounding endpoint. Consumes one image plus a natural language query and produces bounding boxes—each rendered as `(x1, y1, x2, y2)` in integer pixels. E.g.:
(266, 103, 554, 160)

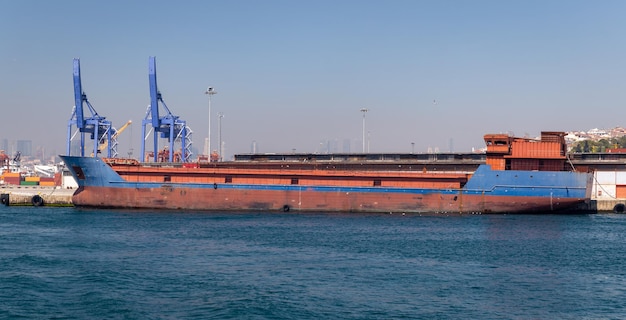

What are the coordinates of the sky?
(2, 0, 626, 160)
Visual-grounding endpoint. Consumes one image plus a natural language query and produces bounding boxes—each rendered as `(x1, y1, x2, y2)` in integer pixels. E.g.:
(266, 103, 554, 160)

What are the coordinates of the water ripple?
(0, 208, 625, 319)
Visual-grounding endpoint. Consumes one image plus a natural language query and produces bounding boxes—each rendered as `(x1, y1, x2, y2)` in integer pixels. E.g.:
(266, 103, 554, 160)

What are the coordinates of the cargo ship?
(60, 131, 593, 213)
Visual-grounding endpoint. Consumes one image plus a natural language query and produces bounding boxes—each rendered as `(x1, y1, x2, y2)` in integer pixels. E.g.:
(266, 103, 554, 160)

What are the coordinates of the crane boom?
(114, 120, 133, 139)
(73, 59, 85, 129)
(95, 120, 132, 156)
(149, 57, 160, 128)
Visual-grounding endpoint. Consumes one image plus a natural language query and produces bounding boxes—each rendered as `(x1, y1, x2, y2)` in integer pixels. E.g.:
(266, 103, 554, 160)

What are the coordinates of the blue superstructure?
(463, 164, 591, 198)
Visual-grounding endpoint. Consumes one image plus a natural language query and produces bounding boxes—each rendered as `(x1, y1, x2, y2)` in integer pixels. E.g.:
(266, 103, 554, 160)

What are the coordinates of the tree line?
(570, 136, 626, 153)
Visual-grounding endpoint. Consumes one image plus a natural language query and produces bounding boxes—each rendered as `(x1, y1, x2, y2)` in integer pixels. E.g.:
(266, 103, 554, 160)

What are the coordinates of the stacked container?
(22, 176, 40, 186)
(2, 172, 21, 185)
(39, 177, 56, 187)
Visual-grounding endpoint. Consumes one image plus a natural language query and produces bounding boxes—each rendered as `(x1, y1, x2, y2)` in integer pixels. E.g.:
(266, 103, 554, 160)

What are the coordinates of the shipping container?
(3, 177, 21, 185)
(25, 176, 41, 182)
(20, 181, 38, 186)
(39, 181, 56, 187)
(3, 172, 21, 178)
(54, 172, 62, 186)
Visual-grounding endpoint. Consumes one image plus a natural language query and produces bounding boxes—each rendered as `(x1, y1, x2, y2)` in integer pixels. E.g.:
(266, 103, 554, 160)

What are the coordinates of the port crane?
(141, 56, 193, 162)
(66, 58, 115, 157)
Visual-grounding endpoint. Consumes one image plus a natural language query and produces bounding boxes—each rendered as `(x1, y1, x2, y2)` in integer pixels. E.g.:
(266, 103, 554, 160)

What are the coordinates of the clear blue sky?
(2, 0, 626, 159)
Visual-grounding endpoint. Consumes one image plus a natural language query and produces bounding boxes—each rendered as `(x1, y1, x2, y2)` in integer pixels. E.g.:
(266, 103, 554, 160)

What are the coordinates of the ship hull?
(61, 156, 592, 214)
(71, 185, 586, 213)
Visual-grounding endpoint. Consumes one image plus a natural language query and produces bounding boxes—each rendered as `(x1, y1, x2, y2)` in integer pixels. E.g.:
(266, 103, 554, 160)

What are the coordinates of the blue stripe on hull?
(102, 180, 587, 199)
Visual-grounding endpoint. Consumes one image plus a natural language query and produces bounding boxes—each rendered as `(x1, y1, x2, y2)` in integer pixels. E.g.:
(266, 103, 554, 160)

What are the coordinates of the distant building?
(329, 140, 338, 153)
(587, 128, 609, 138)
(251, 140, 258, 154)
(35, 145, 45, 162)
(342, 139, 351, 153)
(566, 127, 626, 145)
(0, 138, 8, 153)
(16, 140, 32, 157)
(318, 139, 339, 154)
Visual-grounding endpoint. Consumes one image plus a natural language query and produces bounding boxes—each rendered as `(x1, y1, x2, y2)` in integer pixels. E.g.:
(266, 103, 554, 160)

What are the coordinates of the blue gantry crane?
(141, 56, 193, 162)
(66, 58, 116, 158)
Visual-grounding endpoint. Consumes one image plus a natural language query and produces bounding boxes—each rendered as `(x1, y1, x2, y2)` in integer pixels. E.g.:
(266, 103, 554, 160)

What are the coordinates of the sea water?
(1, 207, 625, 319)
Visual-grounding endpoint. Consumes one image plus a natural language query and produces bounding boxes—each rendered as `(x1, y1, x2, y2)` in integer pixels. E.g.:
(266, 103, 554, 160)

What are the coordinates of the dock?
(0, 185, 74, 207)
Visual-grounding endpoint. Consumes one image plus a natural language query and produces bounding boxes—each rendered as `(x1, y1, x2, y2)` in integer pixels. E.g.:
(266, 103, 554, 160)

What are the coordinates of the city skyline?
(3, 125, 626, 165)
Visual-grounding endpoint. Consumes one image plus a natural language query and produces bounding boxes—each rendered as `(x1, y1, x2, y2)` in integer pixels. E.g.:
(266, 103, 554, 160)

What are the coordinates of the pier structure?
(0, 186, 74, 207)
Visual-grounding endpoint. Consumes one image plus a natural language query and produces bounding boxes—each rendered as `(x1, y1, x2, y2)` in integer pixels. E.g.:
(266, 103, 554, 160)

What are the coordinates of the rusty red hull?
(71, 185, 586, 213)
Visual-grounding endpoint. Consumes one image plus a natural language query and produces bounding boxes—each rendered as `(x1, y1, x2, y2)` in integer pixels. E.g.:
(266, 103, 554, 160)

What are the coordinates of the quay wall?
(0, 185, 74, 207)
(591, 200, 626, 213)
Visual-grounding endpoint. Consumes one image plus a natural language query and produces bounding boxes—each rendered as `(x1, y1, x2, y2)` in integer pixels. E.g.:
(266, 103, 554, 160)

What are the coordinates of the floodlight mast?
(204, 86, 217, 158)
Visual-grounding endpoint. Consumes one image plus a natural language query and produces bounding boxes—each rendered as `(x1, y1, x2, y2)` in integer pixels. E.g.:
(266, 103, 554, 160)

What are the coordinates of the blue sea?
(1, 207, 625, 319)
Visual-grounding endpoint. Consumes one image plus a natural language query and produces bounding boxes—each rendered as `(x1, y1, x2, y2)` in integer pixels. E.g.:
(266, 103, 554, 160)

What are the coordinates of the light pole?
(217, 112, 224, 161)
(204, 87, 217, 156)
(360, 108, 368, 153)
